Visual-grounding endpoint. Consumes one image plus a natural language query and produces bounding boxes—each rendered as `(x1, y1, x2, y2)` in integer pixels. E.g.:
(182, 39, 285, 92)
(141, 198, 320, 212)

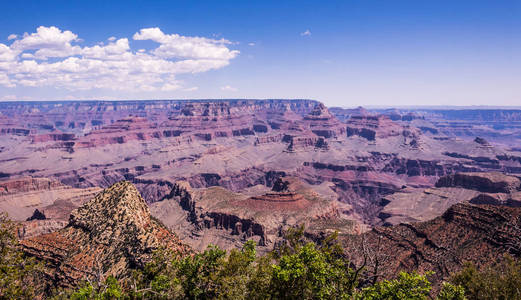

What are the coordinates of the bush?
(450, 256, 521, 300)
(69, 276, 123, 300)
(0, 212, 42, 299)
(355, 271, 433, 300)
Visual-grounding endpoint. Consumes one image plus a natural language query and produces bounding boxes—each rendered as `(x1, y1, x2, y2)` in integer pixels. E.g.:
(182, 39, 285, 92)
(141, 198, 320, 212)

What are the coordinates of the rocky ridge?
(151, 177, 359, 252)
(344, 202, 521, 288)
(21, 181, 189, 288)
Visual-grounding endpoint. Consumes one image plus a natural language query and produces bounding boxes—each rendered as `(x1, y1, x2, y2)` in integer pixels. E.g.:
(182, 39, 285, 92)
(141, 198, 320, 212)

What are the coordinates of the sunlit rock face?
(21, 181, 189, 288)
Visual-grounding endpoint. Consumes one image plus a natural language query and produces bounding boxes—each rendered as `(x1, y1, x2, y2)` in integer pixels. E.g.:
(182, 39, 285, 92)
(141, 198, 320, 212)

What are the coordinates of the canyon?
(2, 99, 521, 287)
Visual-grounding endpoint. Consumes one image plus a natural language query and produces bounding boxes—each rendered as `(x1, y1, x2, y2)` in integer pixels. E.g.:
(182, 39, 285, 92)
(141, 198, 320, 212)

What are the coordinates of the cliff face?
(344, 202, 521, 288)
(0, 177, 101, 222)
(2, 100, 521, 249)
(151, 177, 359, 253)
(435, 172, 521, 193)
(20, 181, 189, 289)
(380, 172, 521, 225)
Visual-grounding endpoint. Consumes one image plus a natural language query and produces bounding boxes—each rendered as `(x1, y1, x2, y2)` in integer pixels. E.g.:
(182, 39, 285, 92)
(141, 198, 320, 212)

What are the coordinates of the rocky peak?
(305, 103, 333, 120)
(69, 181, 153, 244)
(21, 181, 189, 289)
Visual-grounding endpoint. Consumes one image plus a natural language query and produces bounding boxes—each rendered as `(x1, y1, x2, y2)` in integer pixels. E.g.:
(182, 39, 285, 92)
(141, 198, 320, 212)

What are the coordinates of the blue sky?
(0, 0, 519, 106)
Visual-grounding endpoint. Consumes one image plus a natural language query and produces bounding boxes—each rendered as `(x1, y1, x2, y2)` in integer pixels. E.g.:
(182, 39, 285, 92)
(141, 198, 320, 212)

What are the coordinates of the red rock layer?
(240, 192, 311, 210)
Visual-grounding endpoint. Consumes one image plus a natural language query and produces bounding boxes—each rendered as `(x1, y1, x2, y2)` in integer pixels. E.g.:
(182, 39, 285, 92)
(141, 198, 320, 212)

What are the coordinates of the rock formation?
(0, 177, 101, 222)
(380, 172, 521, 225)
(150, 177, 359, 252)
(21, 181, 189, 289)
(2, 100, 521, 255)
(344, 202, 521, 288)
(435, 172, 520, 193)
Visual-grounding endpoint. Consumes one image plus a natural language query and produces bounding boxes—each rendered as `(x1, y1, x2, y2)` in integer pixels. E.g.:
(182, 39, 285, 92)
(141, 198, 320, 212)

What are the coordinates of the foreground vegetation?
(2, 214, 521, 299)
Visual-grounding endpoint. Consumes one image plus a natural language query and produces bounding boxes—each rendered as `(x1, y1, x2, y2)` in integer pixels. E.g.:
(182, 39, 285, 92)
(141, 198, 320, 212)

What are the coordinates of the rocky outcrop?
(164, 181, 268, 246)
(382, 158, 451, 177)
(380, 172, 521, 225)
(0, 177, 101, 221)
(18, 219, 68, 239)
(435, 172, 521, 193)
(344, 114, 422, 145)
(344, 203, 521, 288)
(0, 177, 64, 195)
(152, 178, 358, 252)
(27, 209, 46, 221)
(21, 181, 189, 289)
(302, 103, 346, 138)
(32, 132, 76, 143)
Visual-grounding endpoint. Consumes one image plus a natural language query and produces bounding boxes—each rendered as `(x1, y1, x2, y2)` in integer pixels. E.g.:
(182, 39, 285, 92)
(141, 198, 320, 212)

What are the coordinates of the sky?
(0, 0, 519, 107)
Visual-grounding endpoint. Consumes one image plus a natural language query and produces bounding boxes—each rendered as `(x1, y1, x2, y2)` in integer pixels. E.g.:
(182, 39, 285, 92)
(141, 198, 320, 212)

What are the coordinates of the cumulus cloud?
(133, 27, 239, 60)
(301, 29, 311, 36)
(10, 26, 81, 59)
(0, 44, 18, 61)
(220, 85, 237, 92)
(7, 34, 17, 40)
(0, 26, 239, 92)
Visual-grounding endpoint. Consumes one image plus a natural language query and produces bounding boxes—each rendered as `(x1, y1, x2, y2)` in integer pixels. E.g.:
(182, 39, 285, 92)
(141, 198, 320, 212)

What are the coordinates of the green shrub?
(355, 271, 432, 300)
(0, 213, 43, 299)
(450, 256, 521, 300)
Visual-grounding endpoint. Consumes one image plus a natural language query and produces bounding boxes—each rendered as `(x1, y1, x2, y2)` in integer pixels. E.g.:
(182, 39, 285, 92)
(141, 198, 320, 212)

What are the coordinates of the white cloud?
(11, 26, 81, 59)
(133, 27, 239, 60)
(301, 29, 311, 36)
(220, 85, 237, 92)
(107, 36, 116, 41)
(0, 44, 18, 61)
(183, 86, 198, 92)
(0, 94, 17, 100)
(7, 34, 17, 41)
(0, 73, 15, 88)
(0, 26, 239, 92)
(160, 80, 182, 91)
(248, 42, 255, 46)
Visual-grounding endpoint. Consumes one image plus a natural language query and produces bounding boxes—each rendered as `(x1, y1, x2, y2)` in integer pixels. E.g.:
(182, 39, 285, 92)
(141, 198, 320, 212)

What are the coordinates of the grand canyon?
(2, 0, 520, 297)
(1, 99, 521, 297)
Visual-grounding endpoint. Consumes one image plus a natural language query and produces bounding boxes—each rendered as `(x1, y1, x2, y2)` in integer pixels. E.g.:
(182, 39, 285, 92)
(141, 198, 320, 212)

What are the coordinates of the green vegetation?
(62, 226, 466, 299)
(2, 214, 521, 299)
(69, 276, 123, 300)
(449, 256, 521, 300)
(0, 213, 42, 299)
